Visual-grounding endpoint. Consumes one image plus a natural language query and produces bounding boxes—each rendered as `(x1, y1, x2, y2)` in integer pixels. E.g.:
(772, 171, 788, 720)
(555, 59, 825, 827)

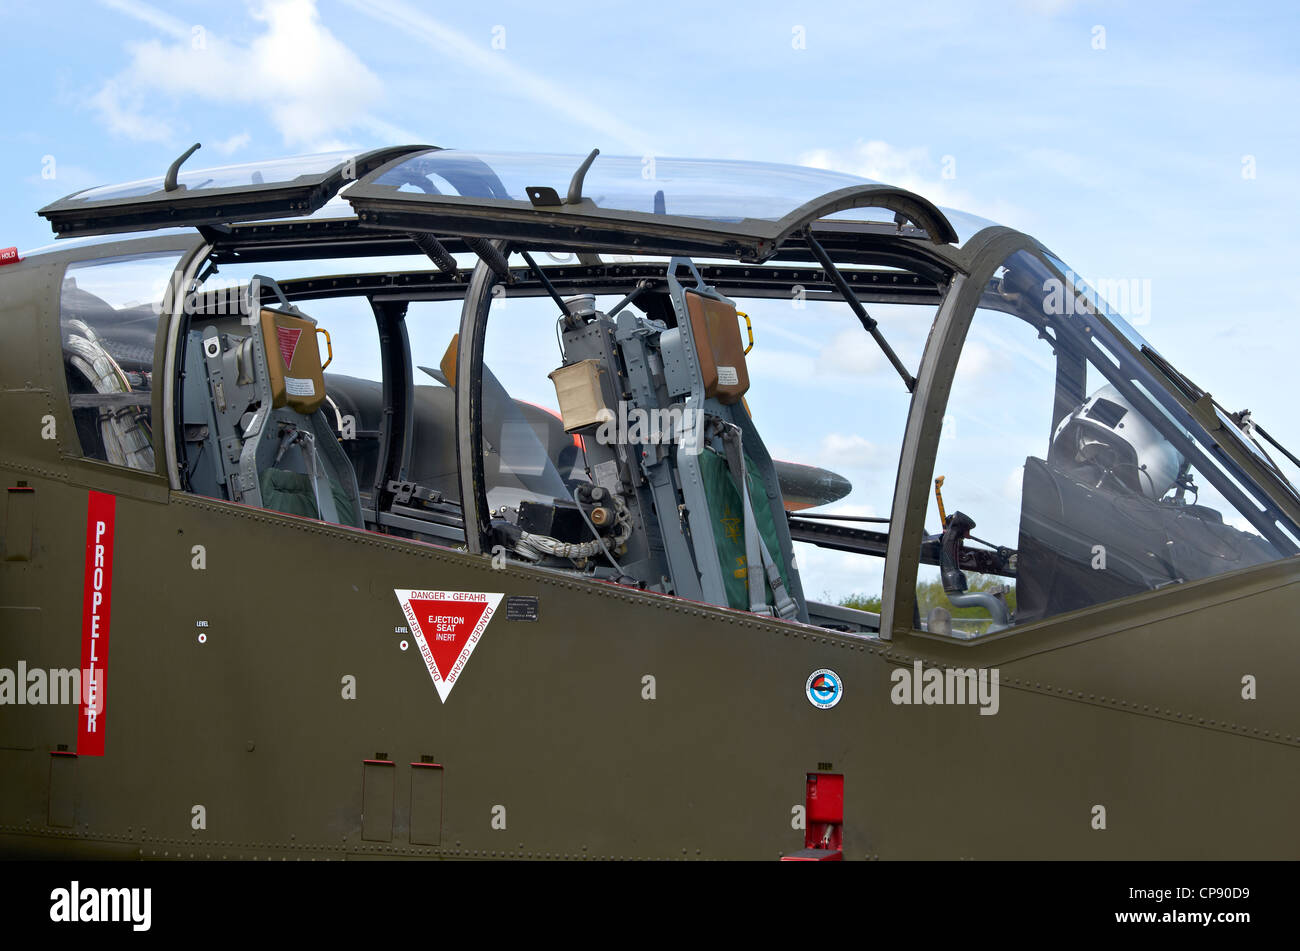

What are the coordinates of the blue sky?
(4, 0, 1295, 388)
(3, 0, 1298, 599)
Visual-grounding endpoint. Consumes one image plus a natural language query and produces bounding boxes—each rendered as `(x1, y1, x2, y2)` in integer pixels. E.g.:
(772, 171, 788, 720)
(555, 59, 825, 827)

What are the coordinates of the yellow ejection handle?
(737, 311, 754, 354)
(316, 327, 333, 370)
(934, 475, 948, 526)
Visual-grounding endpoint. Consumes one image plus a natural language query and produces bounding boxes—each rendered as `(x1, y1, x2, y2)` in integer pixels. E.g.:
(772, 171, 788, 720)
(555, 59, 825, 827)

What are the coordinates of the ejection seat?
(181, 276, 363, 527)
(663, 260, 806, 621)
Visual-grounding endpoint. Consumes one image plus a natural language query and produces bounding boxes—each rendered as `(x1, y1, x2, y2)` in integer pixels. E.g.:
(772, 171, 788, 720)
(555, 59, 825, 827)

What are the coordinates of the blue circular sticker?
(806, 668, 843, 709)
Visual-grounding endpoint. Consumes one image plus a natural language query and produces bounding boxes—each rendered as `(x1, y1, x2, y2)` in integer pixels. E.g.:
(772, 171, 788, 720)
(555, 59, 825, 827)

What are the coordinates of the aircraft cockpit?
(179, 276, 363, 528)
(915, 250, 1299, 636)
(28, 146, 1300, 643)
(12, 134, 1300, 864)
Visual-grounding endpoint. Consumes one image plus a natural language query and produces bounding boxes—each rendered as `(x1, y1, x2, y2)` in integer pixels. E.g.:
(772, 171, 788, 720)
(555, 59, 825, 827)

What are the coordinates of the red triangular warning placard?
(394, 589, 503, 702)
(276, 326, 302, 368)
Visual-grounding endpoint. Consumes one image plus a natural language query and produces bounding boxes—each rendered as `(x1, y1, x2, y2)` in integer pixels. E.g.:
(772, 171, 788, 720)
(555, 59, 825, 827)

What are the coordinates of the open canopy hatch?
(38, 144, 432, 237)
(342, 148, 958, 260)
(38, 146, 959, 261)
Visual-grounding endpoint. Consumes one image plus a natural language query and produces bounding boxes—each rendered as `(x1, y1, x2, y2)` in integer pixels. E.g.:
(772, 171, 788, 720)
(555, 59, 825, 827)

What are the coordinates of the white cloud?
(745, 347, 818, 386)
(1025, 147, 1108, 190)
(954, 340, 997, 381)
(794, 539, 887, 605)
(1003, 464, 1026, 501)
(820, 326, 885, 375)
(800, 139, 968, 205)
(213, 132, 252, 155)
(88, 76, 172, 144)
(22, 163, 100, 194)
(798, 138, 1023, 228)
(94, 0, 413, 151)
(1015, 0, 1079, 14)
(755, 320, 822, 352)
(820, 433, 889, 470)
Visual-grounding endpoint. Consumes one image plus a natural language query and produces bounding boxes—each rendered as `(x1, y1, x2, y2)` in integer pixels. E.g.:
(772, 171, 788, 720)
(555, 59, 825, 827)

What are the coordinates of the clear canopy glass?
(366, 149, 899, 222)
(62, 152, 357, 204)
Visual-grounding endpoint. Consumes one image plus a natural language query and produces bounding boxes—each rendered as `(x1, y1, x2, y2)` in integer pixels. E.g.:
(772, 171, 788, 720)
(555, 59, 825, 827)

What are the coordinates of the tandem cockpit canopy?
(34, 144, 1300, 643)
(38, 145, 962, 261)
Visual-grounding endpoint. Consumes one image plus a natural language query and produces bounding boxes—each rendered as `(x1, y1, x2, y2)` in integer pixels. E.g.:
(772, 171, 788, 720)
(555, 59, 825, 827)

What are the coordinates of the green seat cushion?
(259, 467, 357, 526)
(698, 448, 789, 610)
